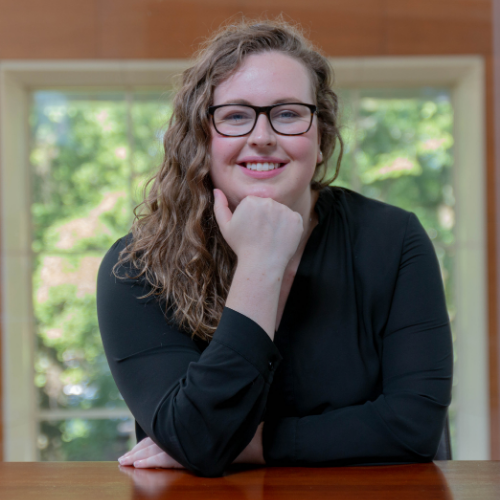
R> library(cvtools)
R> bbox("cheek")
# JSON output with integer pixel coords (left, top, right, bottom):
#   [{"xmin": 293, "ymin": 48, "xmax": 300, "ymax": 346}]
[
  {"xmin": 281, "ymin": 136, "xmax": 317, "ymax": 166},
  {"xmin": 210, "ymin": 137, "xmax": 227, "ymax": 163},
  {"xmin": 209, "ymin": 136, "xmax": 243, "ymax": 188},
  {"xmin": 209, "ymin": 137, "xmax": 228, "ymax": 183},
  {"xmin": 210, "ymin": 136, "xmax": 242, "ymax": 166}
]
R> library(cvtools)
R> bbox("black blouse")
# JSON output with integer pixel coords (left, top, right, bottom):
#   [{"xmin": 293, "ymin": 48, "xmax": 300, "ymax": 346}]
[{"xmin": 96, "ymin": 186, "xmax": 453, "ymax": 477}]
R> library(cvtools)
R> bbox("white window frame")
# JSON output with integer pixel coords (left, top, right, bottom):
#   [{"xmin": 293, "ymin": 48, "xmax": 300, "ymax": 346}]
[{"xmin": 0, "ymin": 57, "xmax": 487, "ymax": 460}]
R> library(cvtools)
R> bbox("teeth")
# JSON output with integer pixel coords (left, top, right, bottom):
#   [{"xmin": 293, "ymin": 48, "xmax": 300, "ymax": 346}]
[{"xmin": 245, "ymin": 162, "xmax": 280, "ymax": 171}]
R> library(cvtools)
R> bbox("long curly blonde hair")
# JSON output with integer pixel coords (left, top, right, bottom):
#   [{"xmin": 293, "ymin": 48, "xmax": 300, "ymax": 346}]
[{"xmin": 113, "ymin": 18, "xmax": 344, "ymax": 341}]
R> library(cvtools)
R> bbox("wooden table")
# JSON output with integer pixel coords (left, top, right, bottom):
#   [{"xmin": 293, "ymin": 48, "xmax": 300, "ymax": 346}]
[{"xmin": 0, "ymin": 461, "xmax": 499, "ymax": 499}]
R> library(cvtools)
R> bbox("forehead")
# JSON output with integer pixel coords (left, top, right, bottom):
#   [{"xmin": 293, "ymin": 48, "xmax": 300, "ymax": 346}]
[{"xmin": 212, "ymin": 51, "xmax": 315, "ymax": 106}]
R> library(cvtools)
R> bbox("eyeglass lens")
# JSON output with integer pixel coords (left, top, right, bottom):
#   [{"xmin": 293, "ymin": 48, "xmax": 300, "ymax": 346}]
[{"xmin": 213, "ymin": 104, "xmax": 312, "ymax": 136}]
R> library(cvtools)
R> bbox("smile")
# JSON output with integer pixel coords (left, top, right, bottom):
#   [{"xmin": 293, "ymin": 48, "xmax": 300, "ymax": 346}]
[
  {"xmin": 243, "ymin": 162, "xmax": 283, "ymax": 171},
  {"xmin": 238, "ymin": 163, "xmax": 288, "ymax": 179}
]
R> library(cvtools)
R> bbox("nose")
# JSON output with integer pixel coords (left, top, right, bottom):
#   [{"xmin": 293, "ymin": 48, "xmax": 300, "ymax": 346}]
[{"xmin": 247, "ymin": 112, "xmax": 277, "ymax": 147}]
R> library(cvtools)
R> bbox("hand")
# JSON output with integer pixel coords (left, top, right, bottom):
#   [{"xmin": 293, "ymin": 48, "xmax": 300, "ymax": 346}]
[
  {"xmin": 118, "ymin": 437, "xmax": 185, "ymax": 469},
  {"xmin": 118, "ymin": 465, "xmax": 179, "ymax": 494},
  {"xmin": 213, "ymin": 189, "xmax": 303, "ymax": 271},
  {"xmin": 232, "ymin": 422, "xmax": 265, "ymax": 465}
]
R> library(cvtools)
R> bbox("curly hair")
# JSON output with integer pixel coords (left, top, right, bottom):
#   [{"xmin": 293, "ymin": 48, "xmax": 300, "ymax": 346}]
[{"xmin": 113, "ymin": 18, "xmax": 344, "ymax": 341}]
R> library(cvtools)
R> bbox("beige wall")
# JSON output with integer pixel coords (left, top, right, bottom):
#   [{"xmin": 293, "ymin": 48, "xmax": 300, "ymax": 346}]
[{"xmin": 0, "ymin": 0, "xmax": 497, "ymax": 460}]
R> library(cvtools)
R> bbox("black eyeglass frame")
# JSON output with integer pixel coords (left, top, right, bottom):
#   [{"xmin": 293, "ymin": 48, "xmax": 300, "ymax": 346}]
[{"xmin": 208, "ymin": 102, "xmax": 318, "ymax": 137}]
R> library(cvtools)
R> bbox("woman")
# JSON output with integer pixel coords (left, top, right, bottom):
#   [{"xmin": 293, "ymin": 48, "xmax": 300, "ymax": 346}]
[{"xmin": 96, "ymin": 20, "xmax": 453, "ymax": 478}]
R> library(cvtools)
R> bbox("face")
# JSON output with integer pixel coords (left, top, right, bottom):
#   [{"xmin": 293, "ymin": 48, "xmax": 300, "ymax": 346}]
[{"xmin": 209, "ymin": 51, "xmax": 321, "ymax": 212}]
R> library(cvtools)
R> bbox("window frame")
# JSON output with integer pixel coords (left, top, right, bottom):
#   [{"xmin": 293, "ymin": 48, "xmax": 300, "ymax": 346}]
[{"xmin": 0, "ymin": 57, "xmax": 487, "ymax": 460}]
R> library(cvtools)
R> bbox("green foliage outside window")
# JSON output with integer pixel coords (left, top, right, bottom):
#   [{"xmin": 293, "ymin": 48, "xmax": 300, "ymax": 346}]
[{"xmin": 30, "ymin": 88, "xmax": 454, "ymax": 461}]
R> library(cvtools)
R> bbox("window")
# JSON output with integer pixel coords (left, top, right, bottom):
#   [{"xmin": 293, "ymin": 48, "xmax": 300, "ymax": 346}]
[
  {"xmin": 0, "ymin": 57, "xmax": 487, "ymax": 460},
  {"xmin": 30, "ymin": 90, "xmax": 172, "ymax": 460}
]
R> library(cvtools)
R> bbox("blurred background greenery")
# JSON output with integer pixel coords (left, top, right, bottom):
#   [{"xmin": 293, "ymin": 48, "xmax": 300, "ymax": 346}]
[{"xmin": 29, "ymin": 87, "xmax": 455, "ymax": 460}]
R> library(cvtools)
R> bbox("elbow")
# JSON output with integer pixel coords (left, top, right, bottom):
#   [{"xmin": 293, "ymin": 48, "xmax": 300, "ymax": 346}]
[
  {"xmin": 151, "ymin": 401, "xmax": 256, "ymax": 477},
  {"xmin": 397, "ymin": 424, "xmax": 446, "ymax": 463},
  {"xmin": 406, "ymin": 446, "xmax": 438, "ymax": 463},
  {"xmin": 182, "ymin": 443, "xmax": 239, "ymax": 477},
  {"xmin": 153, "ymin": 432, "xmax": 231, "ymax": 478},
  {"xmin": 187, "ymin": 460, "xmax": 228, "ymax": 478},
  {"xmin": 415, "ymin": 431, "xmax": 447, "ymax": 462},
  {"xmin": 384, "ymin": 394, "xmax": 451, "ymax": 463},
  {"xmin": 169, "ymin": 444, "xmax": 231, "ymax": 477}
]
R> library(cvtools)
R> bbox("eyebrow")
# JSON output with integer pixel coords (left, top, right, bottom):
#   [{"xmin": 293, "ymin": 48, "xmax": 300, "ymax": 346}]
[{"xmin": 217, "ymin": 97, "xmax": 306, "ymax": 106}]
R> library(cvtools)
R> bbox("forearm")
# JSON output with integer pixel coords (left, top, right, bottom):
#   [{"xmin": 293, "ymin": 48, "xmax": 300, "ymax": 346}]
[
  {"xmin": 264, "ymin": 318, "xmax": 453, "ymax": 465},
  {"xmin": 225, "ymin": 261, "xmax": 284, "ymax": 340},
  {"xmin": 99, "ymin": 237, "xmax": 281, "ymax": 477},
  {"xmin": 263, "ymin": 394, "xmax": 450, "ymax": 466},
  {"xmin": 148, "ymin": 308, "xmax": 281, "ymax": 477}
]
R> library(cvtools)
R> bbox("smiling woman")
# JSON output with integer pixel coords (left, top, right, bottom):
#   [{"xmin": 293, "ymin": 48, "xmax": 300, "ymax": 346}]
[{"xmin": 96, "ymin": 19, "xmax": 453, "ymax": 477}]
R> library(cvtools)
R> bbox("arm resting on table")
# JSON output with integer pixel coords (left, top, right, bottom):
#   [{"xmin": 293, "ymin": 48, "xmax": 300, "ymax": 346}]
[
  {"xmin": 97, "ymin": 239, "xmax": 282, "ymax": 477},
  {"xmin": 264, "ymin": 213, "xmax": 453, "ymax": 465}
]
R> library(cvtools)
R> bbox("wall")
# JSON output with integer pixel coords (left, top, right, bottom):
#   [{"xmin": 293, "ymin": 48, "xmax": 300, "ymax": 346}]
[{"xmin": 0, "ymin": 0, "xmax": 497, "ymax": 460}]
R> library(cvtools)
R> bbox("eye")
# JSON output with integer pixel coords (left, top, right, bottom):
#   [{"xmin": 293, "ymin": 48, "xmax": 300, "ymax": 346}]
[
  {"xmin": 276, "ymin": 110, "xmax": 300, "ymax": 120},
  {"xmin": 215, "ymin": 106, "xmax": 254, "ymax": 124},
  {"xmin": 272, "ymin": 105, "xmax": 308, "ymax": 122},
  {"xmin": 224, "ymin": 112, "xmax": 252, "ymax": 122}
]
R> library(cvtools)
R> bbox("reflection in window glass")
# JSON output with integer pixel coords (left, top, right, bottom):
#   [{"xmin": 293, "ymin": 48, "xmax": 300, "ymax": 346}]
[{"xmin": 29, "ymin": 87, "xmax": 455, "ymax": 460}]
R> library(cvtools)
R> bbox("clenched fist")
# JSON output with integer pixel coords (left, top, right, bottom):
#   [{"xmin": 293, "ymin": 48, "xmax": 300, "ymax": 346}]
[{"xmin": 213, "ymin": 188, "xmax": 303, "ymax": 272}]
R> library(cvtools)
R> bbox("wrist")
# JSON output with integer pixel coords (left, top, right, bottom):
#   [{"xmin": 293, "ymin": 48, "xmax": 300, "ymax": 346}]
[
  {"xmin": 232, "ymin": 423, "xmax": 266, "ymax": 465},
  {"xmin": 249, "ymin": 422, "xmax": 266, "ymax": 465},
  {"xmin": 236, "ymin": 258, "xmax": 287, "ymax": 279}
]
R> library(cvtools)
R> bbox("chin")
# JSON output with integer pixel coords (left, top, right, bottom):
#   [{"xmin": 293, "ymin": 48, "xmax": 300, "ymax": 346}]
[{"xmin": 242, "ymin": 184, "xmax": 283, "ymax": 201}]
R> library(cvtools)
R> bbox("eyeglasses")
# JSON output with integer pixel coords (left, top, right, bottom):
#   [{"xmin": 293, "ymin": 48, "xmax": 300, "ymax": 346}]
[{"xmin": 208, "ymin": 103, "xmax": 317, "ymax": 137}]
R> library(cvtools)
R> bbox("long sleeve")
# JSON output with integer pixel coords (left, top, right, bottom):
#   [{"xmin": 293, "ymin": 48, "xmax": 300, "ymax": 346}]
[
  {"xmin": 263, "ymin": 212, "xmax": 453, "ymax": 465},
  {"xmin": 97, "ymin": 237, "xmax": 282, "ymax": 477}
]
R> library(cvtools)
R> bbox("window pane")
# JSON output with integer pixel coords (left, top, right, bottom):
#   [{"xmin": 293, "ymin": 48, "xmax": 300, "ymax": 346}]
[
  {"xmin": 38, "ymin": 418, "xmax": 135, "ymax": 461},
  {"xmin": 31, "ymin": 92, "xmax": 133, "ymax": 413},
  {"xmin": 29, "ymin": 91, "xmax": 171, "ymax": 458},
  {"xmin": 30, "ymin": 91, "xmax": 132, "ymax": 254},
  {"xmin": 130, "ymin": 91, "xmax": 173, "ymax": 204}
]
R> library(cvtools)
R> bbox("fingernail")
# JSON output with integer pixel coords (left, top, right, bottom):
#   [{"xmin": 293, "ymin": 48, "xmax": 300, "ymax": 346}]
[
  {"xmin": 134, "ymin": 460, "xmax": 142, "ymax": 467},
  {"xmin": 118, "ymin": 458, "xmax": 125, "ymax": 464}
]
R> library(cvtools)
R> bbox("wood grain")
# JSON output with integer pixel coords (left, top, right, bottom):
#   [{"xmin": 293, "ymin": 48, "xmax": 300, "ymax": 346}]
[
  {"xmin": 0, "ymin": 461, "xmax": 499, "ymax": 500},
  {"xmin": 0, "ymin": 0, "xmax": 493, "ymax": 59},
  {"xmin": 0, "ymin": 0, "xmax": 99, "ymax": 58}
]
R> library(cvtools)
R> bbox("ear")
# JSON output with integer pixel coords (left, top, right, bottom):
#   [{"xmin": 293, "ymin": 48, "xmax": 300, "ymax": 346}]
[{"xmin": 317, "ymin": 147, "xmax": 323, "ymax": 164}]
